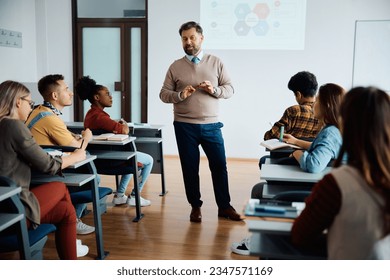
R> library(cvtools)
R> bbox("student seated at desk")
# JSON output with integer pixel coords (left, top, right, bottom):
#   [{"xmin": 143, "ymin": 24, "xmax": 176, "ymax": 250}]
[
  {"xmin": 75, "ymin": 76, "xmax": 153, "ymax": 207},
  {"xmin": 259, "ymin": 71, "xmax": 323, "ymax": 168},
  {"xmin": 291, "ymin": 86, "xmax": 390, "ymax": 259},
  {"xmin": 25, "ymin": 74, "xmax": 95, "ymax": 235},
  {"xmin": 264, "ymin": 71, "xmax": 322, "ymax": 141},
  {"xmin": 252, "ymin": 83, "xmax": 345, "ymax": 198},
  {"xmin": 283, "ymin": 83, "xmax": 345, "ymax": 173},
  {"xmin": 232, "ymin": 83, "xmax": 345, "ymax": 256},
  {"xmin": 0, "ymin": 80, "xmax": 91, "ymax": 259}
]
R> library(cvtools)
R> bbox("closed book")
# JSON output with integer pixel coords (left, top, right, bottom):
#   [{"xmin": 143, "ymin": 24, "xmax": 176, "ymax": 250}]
[{"xmin": 93, "ymin": 133, "xmax": 129, "ymax": 141}]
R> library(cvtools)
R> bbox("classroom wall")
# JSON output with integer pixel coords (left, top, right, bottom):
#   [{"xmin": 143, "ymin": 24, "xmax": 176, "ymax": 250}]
[
  {"xmin": 0, "ymin": 0, "xmax": 73, "ymax": 121},
  {"xmin": 0, "ymin": 0, "xmax": 389, "ymax": 159}
]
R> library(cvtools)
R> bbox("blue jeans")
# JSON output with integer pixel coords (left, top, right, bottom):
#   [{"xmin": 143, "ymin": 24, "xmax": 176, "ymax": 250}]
[
  {"xmin": 174, "ymin": 121, "xmax": 231, "ymax": 209},
  {"xmin": 117, "ymin": 151, "xmax": 154, "ymax": 196}
]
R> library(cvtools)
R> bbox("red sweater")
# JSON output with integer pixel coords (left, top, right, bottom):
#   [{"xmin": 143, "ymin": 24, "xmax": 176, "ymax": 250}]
[{"xmin": 84, "ymin": 105, "xmax": 125, "ymax": 134}]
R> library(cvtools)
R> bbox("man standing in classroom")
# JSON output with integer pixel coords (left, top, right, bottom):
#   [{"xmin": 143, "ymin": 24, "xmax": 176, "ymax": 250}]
[{"xmin": 160, "ymin": 21, "xmax": 242, "ymax": 223}]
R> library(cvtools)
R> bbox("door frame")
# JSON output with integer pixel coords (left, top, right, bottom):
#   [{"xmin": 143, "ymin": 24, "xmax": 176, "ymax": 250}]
[{"xmin": 71, "ymin": 2, "xmax": 148, "ymax": 122}]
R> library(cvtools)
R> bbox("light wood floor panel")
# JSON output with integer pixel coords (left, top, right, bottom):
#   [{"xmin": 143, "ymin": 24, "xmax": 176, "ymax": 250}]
[{"xmin": 4, "ymin": 156, "xmax": 262, "ymax": 260}]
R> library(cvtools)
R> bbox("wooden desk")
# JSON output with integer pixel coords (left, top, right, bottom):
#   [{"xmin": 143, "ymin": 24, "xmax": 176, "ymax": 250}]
[
  {"xmin": 66, "ymin": 122, "xmax": 167, "ymax": 196},
  {"xmin": 247, "ymin": 220, "xmax": 326, "ymax": 260},
  {"xmin": 87, "ymin": 137, "xmax": 143, "ymax": 222},
  {"xmin": 31, "ymin": 154, "xmax": 109, "ymax": 260}
]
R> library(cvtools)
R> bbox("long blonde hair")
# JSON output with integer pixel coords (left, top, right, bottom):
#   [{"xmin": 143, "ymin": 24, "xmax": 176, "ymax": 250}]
[{"xmin": 0, "ymin": 80, "xmax": 30, "ymax": 121}]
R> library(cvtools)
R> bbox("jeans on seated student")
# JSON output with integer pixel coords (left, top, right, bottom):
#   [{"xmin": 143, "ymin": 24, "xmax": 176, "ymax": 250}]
[
  {"xmin": 93, "ymin": 151, "xmax": 153, "ymax": 207},
  {"xmin": 114, "ymin": 151, "xmax": 153, "ymax": 207}
]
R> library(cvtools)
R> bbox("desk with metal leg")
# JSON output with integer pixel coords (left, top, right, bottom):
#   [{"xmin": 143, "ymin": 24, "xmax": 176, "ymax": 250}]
[
  {"xmin": 66, "ymin": 122, "xmax": 167, "ymax": 196},
  {"xmin": 247, "ymin": 220, "xmax": 326, "ymax": 260},
  {"xmin": 31, "ymin": 155, "xmax": 110, "ymax": 260},
  {"xmin": 87, "ymin": 137, "xmax": 144, "ymax": 222}
]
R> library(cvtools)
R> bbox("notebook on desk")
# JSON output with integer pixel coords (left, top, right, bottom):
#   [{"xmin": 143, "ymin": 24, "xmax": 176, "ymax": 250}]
[
  {"xmin": 260, "ymin": 139, "xmax": 301, "ymax": 150},
  {"xmin": 245, "ymin": 199, "xmax": 305, "ymax": 219},
  {"xmin": 92, "ymin": 133, "xmax": 129, "ymax": 141}
]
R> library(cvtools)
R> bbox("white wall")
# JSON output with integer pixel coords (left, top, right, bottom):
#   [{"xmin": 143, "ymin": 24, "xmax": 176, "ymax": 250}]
[
  {"xmin": 147, "ymin": 0, "xmax": 390, "ymax": 159},
  {"xmin": 0, "ymin": 0, "xmax": 73, "ymax": 121},
  {"xmin": 1, "ymin": 0, "xmax": 389, "ymax": 159}
]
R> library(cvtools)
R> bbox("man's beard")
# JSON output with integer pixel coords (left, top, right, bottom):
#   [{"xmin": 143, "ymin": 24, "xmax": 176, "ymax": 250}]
[{"xmin": 184, "ymin": 45, "xmax": 199, "ymax": 56}]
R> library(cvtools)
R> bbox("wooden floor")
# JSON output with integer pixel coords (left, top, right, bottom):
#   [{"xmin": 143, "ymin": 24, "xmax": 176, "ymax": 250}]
[{"xmin": 6, "ymin": 156, "xmax": 263, "ymax": 260}]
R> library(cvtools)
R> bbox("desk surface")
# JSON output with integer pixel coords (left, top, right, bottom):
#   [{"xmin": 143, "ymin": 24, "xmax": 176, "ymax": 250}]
[
  {"xmin": 89, "ymin": 136, "xmax": 136, "ymax": 146},
  {"xmin": 0, "ymin": 186, "xmax": 21, "ymax": 202},
  {"xmin": 261, "ymin": 164, "xmax": 331, "ymax": 183},
  {"xmin": 67, "ymin": 155, "xmax": 97, "ymax": 169},
  {"xmin": 89, "ymin": 150, "xmax": 136, "ymax": 160},
  {"xmin": 247, "ymin": 220, "xmax": 292, "ymax": 235},
  {"xmin": 66, "ymin": 121, "xmax": 163, "ymax": 131}
]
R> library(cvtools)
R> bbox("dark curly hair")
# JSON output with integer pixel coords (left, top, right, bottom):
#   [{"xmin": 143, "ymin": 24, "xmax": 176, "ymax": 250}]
[
  {"xmin": 287, "ymin": 71, "xmax": 318, "ymax": 98},
  {"xmin": 75, "ymin": 76, "xmax": 105, "ymax": 104}
]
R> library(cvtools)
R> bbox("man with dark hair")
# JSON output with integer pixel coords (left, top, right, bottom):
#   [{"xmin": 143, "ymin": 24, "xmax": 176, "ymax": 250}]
[
  {"xmin": 160, "ymin": 21, "xmax": 242, "ymax": 223},
  {"xmin": 264, "ymin": 71, "xmax": 322, "ymax": 140},
  {"xmin": 25, "ymin": 74, "xmax": 95, "ymax": 235}
]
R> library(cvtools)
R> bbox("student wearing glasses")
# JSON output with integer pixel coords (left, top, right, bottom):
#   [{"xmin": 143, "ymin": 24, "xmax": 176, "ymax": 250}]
[{"xmin": 0, "ymin": 80, "xmax": 91, "ymax": 259}]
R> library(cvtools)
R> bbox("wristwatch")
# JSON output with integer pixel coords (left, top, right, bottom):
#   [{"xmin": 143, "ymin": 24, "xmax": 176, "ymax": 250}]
[{"xmin": 213, "ymin": 87, "xmax": 218, "ymax": 96}]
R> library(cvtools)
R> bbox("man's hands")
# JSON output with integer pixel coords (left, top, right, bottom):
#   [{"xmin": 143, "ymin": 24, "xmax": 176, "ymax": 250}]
[
  {"xmin": 180, "ymin": 80, "xmax": 216, "ymax": 100},
  {"xmin": 197, "ymin": 81, "xmax": 214, "ymax": 95},
  {"xmin": 180, "ymin": 85, "xmax": 196, "ymax": 99}
]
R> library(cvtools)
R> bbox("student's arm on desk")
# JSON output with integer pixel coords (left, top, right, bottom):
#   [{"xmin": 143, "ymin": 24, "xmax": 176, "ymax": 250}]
[
  {"xmin": 60, "ymin": 129, "xmax": 92, "ymax": 168},
  {"xmin": 61, "ymin": 149, "xmax": 87, "ymax": 169},
  {"xmin": 291, "ymin": 174, "xmax": 341, "ymax": 249},
  {"xmin": 283, "ymin": 134, "xmax": 312, "ymax": 150}
]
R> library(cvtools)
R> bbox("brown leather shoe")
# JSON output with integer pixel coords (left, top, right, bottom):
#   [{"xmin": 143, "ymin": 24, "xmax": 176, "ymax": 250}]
[
  {"xmin": 218, "ymin": 206, "xmax": 244, "ymax": 221},
  {"xmin": 190, "ymin": 207, "xmax": 202, "ymax": 223}
]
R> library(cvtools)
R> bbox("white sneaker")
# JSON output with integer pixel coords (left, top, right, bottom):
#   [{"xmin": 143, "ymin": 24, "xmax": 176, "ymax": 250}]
[
  {"xmin": 76, "ymin": 219, "xmax": 95, "ymax": 235},
  {"xmin": 127, "ymin": 195, "xmax": 151, "ymax": 207},
  {"xmin": 76, "ymin": 239, "xmax": 89, "ymax": 257},
  {"xmin": 231, "ymin": 236, "xmax": 251, "ymax": 256},
  {"xmin": 112, "ymin": 194, "xmax": 128, "ymax": 205}
]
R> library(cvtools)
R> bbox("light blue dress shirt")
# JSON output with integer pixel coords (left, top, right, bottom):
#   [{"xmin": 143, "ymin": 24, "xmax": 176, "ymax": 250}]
[
  {"xmin": 299, "ymin": 125, "xmax": 342, "ymax": 173},
  {"xmin": 186, "ymin": 51, "xmax": 204, "ymax": 62}
]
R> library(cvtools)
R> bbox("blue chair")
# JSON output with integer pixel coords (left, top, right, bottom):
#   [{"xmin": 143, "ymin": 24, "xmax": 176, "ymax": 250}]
[{"xmin": 0, "ymin": 176, "xmax": 56, "ymax": 260}]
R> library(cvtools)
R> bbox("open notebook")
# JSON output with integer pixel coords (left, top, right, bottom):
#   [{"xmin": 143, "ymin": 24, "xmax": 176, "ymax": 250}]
[
  {"xmin": 92, "ymin": 133, "xmax": 129, "ymax": 141},
  {"xmin": 260, "ymin": 139, "xmax": 301, "ymax": 150}
]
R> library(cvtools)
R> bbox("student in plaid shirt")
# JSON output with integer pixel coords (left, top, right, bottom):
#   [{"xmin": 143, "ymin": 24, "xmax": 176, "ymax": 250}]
[{"xmin": 264, "ymin": 71, "xmax": 323, "ymax": 141}]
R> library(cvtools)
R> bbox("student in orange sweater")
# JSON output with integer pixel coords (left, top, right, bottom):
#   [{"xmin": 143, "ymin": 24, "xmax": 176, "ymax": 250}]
[{"xmin": 75, "ymin": 76, "xmax": 153, "ymax": 207}]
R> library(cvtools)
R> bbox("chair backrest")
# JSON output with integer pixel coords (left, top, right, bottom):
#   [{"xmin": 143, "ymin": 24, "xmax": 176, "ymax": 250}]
[
  {"xmin": 0, "ymin": 176, "xmax": 56, "ymax": 259},
  {"xmin": 272, "ymin": 190, "xmax": 311, "ymax": 202}
]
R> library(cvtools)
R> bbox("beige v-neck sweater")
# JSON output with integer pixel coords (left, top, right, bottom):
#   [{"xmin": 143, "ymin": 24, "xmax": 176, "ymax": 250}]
[{"xmin": 160, "ymin": 54, "xmax": 234, "ymax": 124}]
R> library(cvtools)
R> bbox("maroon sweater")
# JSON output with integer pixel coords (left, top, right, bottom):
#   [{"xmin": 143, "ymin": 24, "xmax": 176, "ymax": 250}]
[
  {"xmin": 84, "ymin": 105, "xmax": 125, "ymax": 134},
  {"xmin": 291, "ymin": 174, "xmax": 342, "ymax": 248}
]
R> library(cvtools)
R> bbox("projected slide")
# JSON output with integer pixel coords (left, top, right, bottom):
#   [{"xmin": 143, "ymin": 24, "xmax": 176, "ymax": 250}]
[{"xmin": 200, "ymin": 0, "xmax": 307, "ymax": 50}]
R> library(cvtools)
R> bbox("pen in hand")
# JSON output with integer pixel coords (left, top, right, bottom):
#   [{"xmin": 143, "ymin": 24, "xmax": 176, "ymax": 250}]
[
  {"xmin": 79, "ymin": 139, "xmax": 84, "ymax": 149},
  {"xmin": 279, "ymin": 125, "xmax": 285, "ymax": 142}
]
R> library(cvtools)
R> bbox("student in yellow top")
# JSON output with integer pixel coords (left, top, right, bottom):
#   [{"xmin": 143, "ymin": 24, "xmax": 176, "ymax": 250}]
[{"xmin": 25, "ymin": 74, "xmax": 95, "ymax": 235}]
